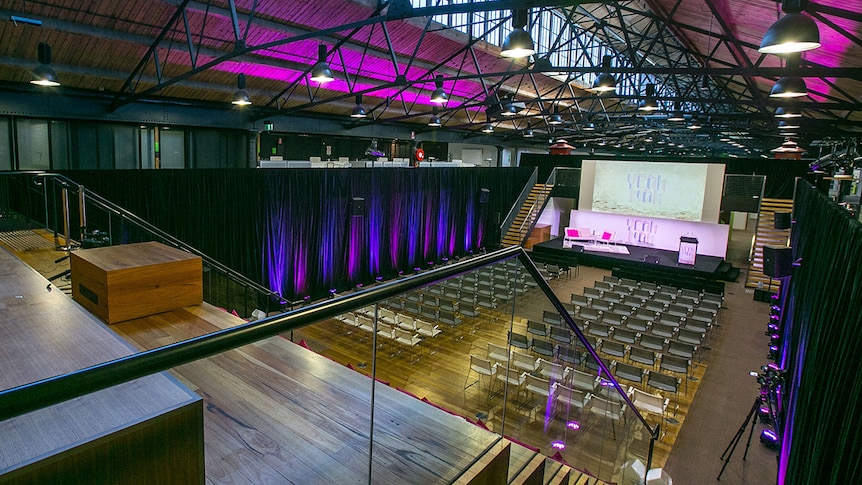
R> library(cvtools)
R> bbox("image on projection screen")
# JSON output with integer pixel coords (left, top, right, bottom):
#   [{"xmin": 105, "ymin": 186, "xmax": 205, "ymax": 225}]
[{"xmin": 592, "ymin": 160, "xmax": 708, "ymax": 221}]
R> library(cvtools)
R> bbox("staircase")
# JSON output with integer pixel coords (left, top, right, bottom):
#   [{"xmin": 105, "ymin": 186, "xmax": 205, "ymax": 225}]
[
  {"xmin": 460, "ymin": 438, "xmax": 612, "ymax": 485},
  {"xmin": 745, "ymin": 198, "xmax": 793, "ymax": 291},
  {"xmin": 501, "ymin": 184, "xmax": 554, "ymax": 248}
]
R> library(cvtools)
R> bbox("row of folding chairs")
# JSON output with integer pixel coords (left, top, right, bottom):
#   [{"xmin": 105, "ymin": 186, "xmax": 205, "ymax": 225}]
[
  {"xmin": 572, "ymin": 290, "xmax": 721, "ymax": 322},
  {"xmin": 582, "ymin": 314, "xmax": 708, "ymax": 349},
  {"xmin": 600, "ymin": 275, "xmax": 724, "ymax": 305}
]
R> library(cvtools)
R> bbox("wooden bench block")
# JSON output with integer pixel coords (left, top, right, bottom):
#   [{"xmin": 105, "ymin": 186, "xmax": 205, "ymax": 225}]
[{"xmin": 71, "ymin": 241, "xmax": 202, "ymax": 324}]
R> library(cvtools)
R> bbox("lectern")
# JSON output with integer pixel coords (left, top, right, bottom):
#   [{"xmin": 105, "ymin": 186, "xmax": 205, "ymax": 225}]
[{"xmin": 678, "ymin": 236, "xmax": 698, "ymax": 265}]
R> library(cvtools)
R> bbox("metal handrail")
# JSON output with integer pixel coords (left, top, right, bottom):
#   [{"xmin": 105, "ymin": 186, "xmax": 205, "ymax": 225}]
[
  {"xmin": 22, "ymin": 172, "xmax": 283, "ymax": 306},
  {"xmin": 499, "ymin": 167, "xmax": 538, "ymax": 237},
  {"xmin": 514, "ymin": 174, "xmax": 554, "ymax": 246},
  {"xmin": 0, "ymin": 244, "xmax": 657, "ymax": 464}
]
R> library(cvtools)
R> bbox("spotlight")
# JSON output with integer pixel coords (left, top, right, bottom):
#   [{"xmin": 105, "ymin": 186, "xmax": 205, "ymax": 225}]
[
  {"xmin": 481, "ymin": 122, "xmax": 494, "ymax": 133},
  {"xmin": 551, "ymin": 440, "xmax": 566, "ymax": 450},
  {"xmin": 566, "ymin": 421, "xmax": 581, "ymax": 430},
  {"xmin": 760, "ymin": 429, "xmax": 781, "ymax": 450},
  {"xmin": 523, "ymin": 128, "xmax": 534, "ymax": 138}
]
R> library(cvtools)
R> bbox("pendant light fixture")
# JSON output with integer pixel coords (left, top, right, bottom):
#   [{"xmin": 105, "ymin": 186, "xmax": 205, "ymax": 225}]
[
  {"xmin": 759, "ymin": 0, "xmax": 820, "ymax": 54},
  {"xmin": 501, "ymin": 93, "xmax": 518, "ymax": 117},
  {"xmin": 500, "ymin": 9, "xmax": 535, "ymax": 58},
  {"xmin": 770, "ymin": 76, "xmax": 807, "ymax": 98},
  {"xmin": 428, "ymin": 107, "xmax": 441, "ymax": 127},
  {"xmin": 430, "ymin": 74, "xmax": 448, "ymax": 104},
  {"xmin": 310, "ymin": 44, "xmax": 334, "ymax": 84},
  {"xmin": 31, "ymin": 43, "xmax": 60, "ymax": 87},
  {"xmin": 638, "ymin": 83, "xmax": 659, "ymax": 112},
  {"xmin": 231, "ymin": 73, "xmax": 251, "ymax": 105},
  {"xmin": 351, "ymin": 94, "xmax": 367, "ymax": 118},
  {"xmin": 775, "ymin": 106, "xmax": 802, "ymax": 118},
  {"xmin": 592, "ymin": 56, "xmax": 617, "ymax": 94},
  {"xmin": 667, "ymin": 101, "xmax": 686, "ymax": 122},
  {"xmin": 547, "ymin": 105, "xmax": 563, "ymax": 125}
]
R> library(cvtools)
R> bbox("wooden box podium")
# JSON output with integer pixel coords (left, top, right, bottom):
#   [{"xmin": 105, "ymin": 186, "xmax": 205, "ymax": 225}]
[{"xmin": 71, "ymin": 241, "xmax": 203, "ymax": 324}]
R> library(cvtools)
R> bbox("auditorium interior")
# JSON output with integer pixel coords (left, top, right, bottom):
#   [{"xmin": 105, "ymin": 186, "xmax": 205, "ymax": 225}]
[{"xmin": 1, "ymin": 1, "xmax": 862, "ymax": 484}]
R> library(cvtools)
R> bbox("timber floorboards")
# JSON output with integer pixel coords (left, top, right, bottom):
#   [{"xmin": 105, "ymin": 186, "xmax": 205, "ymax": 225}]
[{"xmin": 2, "ymin": 227, "xmax": 776, "ymax": 484}]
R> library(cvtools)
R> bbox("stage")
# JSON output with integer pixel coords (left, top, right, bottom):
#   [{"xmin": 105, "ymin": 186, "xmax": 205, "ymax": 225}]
[{"xmin": 530, "ymin": 237, "xmax": 730, "ymax": 293}]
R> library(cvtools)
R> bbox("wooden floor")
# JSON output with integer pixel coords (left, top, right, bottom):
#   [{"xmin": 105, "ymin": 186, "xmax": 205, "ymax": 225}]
[
  {"xmin": 0, "ymin": 238, "xmax": 202, "ymax": 482},
  {"xmin": 0, "ymin": 230, "xmax": 524, "ymax": 484},
  {"xmin": 2, "ymin": 229, "xmax": 707, "ymax": 484},
  {"xmin": 289, "ymin": 266, "xmax": 708, "ymax": 482}
]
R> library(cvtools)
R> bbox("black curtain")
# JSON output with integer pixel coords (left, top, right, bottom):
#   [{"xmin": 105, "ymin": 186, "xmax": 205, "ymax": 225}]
[
  {"xmin": 778, "ymin": 183, "xmax": 862, "ymax": 484},
  {"xmin": 47, "ymin": 168, "xmax": 530, "ymax": 300}
]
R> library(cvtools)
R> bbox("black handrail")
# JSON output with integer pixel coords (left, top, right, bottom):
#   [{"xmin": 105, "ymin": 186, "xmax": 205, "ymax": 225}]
[
  {"xmin": 0, "ymin": 244, "xmax": 657, "ymax": 467},
  {"xmin": 0, "ymin": 246, "xmax": 519, "ymax": 421}
]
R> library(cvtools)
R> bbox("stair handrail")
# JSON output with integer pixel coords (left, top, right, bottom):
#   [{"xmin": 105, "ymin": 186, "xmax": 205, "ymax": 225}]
[
  {"xmin": 513, "ymin": 168, "xmax": 557, "ymax": 246},
  {"xmin": 499, "ymin": 167, "xmax": 538, "ymax": 238},
  {"xmin": 21, "ymin": 172, "xmax": 283, "ymax": 308}
]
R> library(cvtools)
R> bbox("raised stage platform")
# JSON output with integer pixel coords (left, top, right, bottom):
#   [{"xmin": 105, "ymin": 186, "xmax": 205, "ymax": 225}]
[{"xmin": 531, "ymin": 237, "xmax": 730, "ymax": 294}]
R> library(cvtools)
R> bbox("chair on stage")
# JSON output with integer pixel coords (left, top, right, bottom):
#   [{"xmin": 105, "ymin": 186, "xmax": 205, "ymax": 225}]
[
  {"xmin": 563, "ymin": 227, "xmax": 593, "ymax": 246},
  {"xmin": 395, "ymin": 313, "xmax": 416, "ymax": 331},
  {"xmin": 592, "ymin": 230, "xmax": 616, "ymax": 247}
]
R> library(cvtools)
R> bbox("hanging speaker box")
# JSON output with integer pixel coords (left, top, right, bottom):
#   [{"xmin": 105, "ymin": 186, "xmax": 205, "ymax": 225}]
[
  {"xmin": 351, "ymin": 197, "xmax": 365, "ymax": 216},
  {"xmin": 763, "ymin": 245, "xmax": 792, "ymax": 278}
]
